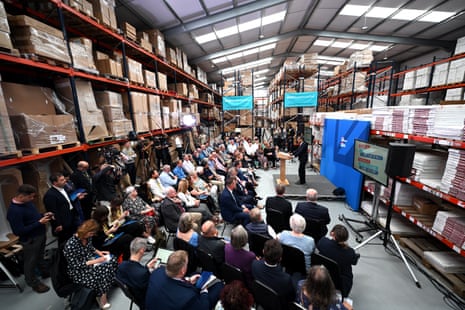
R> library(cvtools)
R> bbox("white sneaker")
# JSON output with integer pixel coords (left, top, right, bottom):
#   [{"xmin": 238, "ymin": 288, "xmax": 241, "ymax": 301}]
[{"xmin": 147, "ymin": 236, "xmax": 156, "ymax": 244}]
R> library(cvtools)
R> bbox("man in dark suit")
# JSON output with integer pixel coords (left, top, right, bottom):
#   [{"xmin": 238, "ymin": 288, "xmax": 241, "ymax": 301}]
[
  {"xmin": 265, "ymin": 184, "xmax": 292, "ymax": 232},
  {"xmin": 198, "ymin": 220, "xmax": 225, "ymax": 265},
  {"xmin": 146, "ymin": 250, "xmax": 223, "ymax": 310},
  {"xmin": 117, "ymin": 237, "xmax": 159, "ymax": 308},
  {"xmin": 219, "ymin": 177, "xmax": 250, "ymax": 225},
  {"xmin": 292, "ymin": 136, "xmax": 308, "ymax": 185},
  {"xmin": 43, "ymin": 172, "xmax": 80, "ymax": 246},
  {"xmin": 295, "ymin": 188, "xmax": 331, "ymax": 242},
  {"xmin": 251, "ymin": 239, "xmax": 295, "ymax": 304},
  {"xmin": 70, "ymin": 161, "xmax": 95, "ymax": 220},
  {"xmin": 161, "ymin": 186, "xmax": 203, "ymax": 232}
]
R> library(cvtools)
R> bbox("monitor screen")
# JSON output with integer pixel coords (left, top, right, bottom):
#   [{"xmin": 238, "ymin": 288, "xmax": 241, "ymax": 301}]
[{"xmin": 353, "ymin": 139, "xmax": 389, "ymax": 186}]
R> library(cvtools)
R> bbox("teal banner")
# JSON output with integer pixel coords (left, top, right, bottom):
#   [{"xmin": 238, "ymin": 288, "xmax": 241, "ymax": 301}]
[
  {"xmin": 284, "ymin": 92, "xmax": 318, "ymax": 108},
  {"xmin": 222, "ymin": 96, "xmax": 253, "ymax": 110}
]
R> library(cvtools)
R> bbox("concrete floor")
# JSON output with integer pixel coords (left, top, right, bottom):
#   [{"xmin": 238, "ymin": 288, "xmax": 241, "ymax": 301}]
[{"xmin": 0, "ymin": 160, "xmax": 463, "ymax": 310}]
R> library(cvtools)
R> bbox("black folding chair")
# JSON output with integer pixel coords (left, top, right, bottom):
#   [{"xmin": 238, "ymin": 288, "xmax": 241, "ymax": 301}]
[
  {"xmin": 248, "ymin": 232, "xmax": 271, "ymax": 257},
  {"xmin": 221, "ymin": 263, "xmax": 245, "ymax": 284},
  {"xmin": 311, "ymin": 252, "xmax": 343, "ymax": 295},
  {"xmin": 114, "ymin": 277, "xmax": 144, "ymax": 310},
  {"xmin": 196, "ymin": 248, "xmax": 221, "ymax": 277},
  {"xmin": 173, "ymin": 237, "xmax": 198, "ymax": 275},
  {"xmin": 288, "ymin": 301, "xmax": 306, "ymax": 310},
  {"xmin": 266, "ymin": 208, "xmax": 289, "ymax": 233},
  {"xmin": 281, "ymin": 244, "xmax": 307, "ymax": 276},
  {"xmin": 303, "ymin": 218, "xmax": 327, "ymax": 244},
  {"xmin": 252, "ymin": 280, "xmax": 285, "ymax": 310}
]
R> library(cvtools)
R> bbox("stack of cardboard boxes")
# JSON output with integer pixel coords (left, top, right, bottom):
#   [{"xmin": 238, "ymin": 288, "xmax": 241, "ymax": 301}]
[
  {"xmin": 66, "ymin": 0, "xmax": 94, "ymax": 16},
  {"xmin": 0, "ymin": 2, "xmax": 13, "ymax": 51},
  {"xmin": 54, "ymin": 78, "xmax": 109, "ymax": 141},
  {"xmin": 147, "ymin": 94, "xmax": 162, "ymax": 130},
  {"xmin": 92, "ymin": 0, "xmax": 117, "ymax": 30},
  {"xmin": 2, "ymin": 82, "xmax": 78, "ymax": 149},
  {"xmin": 123, "ymin": 92, "xmax": 149, "ymax": 133},
  {"xmin": 94, "ymin": 90, "xmax": 133, "ymax": 137},
  {"xmin": 0, "ymin": 81, "xmax": 18, "ymax": 154},
  {"xmin": 94, "ymin": 50, "xmax": 123, "ymax": 78},
  {"xmin": 70, "ymin": 37, "xmax": 97, "ymax": 73},
  {"xmin": 8, "ymin": 15, "xmax": 71, "ymax": 64}
]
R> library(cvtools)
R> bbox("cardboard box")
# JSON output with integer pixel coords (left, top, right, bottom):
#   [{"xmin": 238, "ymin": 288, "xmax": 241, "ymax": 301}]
[
  {"xmin": 168, "ymin": 83, "xmax": 188, "ymax": 97},
  {"xmin": 166, "ymin": 47, "xmax": 177, "ymax": 66},
  {"xmin": 122, "ymin": 22, "xmax": 136, "ymax": 41},
  {"xmin": 9, "ymin": 114, "xmax": 77, "ymax": 148},
  {"xmin": 147, "ymin": 94, "xmax": 160, "ymax": 113},
  {"xmin": 133, "ymin": 113, "xmax": 149, "ymax": 132},
  {"xmin": 80, "ymin": 110, "xmax": 109, "ymax": 140},
  {"xmin": 127, "ymin": 57, "xmax": 144, "ymax": 84},
  {"xmin": 8, "ymin": 14, "xmax": 63, "ymax": 38},
  {"xmin": 158, "ymin": 72, "xmax": 167, "ymax": 90},
  {"xmin": 162, "ymin": 98, "xmax": 179, "ymax": 112},
  {"xmin": 146, "ymin": 29, "xmax": 165, "ymax": 58},
  {"xmin": 148, "ymin": 112, "xmax": 162, "ymax": 130},
  {"xmin": 0, "ymin": 168, "xmax": 23, "ymax": 214},
  {"xmin": 92, "ymin": 0, "xmax": 117, "ymax": 30},
  {"xmin": 95, "ymin": 58, "xmax": 123, "ymax": 77},
  {"xmin": 123, "ymin": 92, "xmax": 148, "ymax": 114},
  {"xmin": 2, "ymin": 82, "xmax": 57, "ymax": 115},
  {"xmin": 144, "ymin": 70, "xmax": 156, "ymax": 88},
  {"xmin": 94, "ymin": 90, "xmax": 123, "ymax": 108},
  {"xmin": 0, "ymin": 30, "xmax": 11, "ymax": 49},
  {"xmin": 102, "ymin": 105, "xmax": 125, "ymax": 121},
  {"xmin": 70, "ymin": 37, "xmax": 96, "ymax": 71},
  {"xmin": 170, "ymin": 111, "xmax": 179, "ymax": 128},
  {"xmin": 55, "ymin": 79, "xmax": 99, "ymax": 113},
  {"xmin": 106, "ymin": 119, "xmax": 132, "ymax": 136}
]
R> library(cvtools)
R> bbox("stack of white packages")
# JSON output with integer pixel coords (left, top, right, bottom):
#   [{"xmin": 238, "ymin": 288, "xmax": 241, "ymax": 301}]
[
  {"xmin": 432, "ymin": 210, "xmax": 465, "ymax": 235},
  {"xmin": 407, "ymin": 106, "xmax": 436, "ymax": 135},
  {"xmin": 393, "ymin": 181, "xmax": 425, "ymax": 206},
  {"xmin": 440, "ymin": 148, "xmax": 465, "ymax": 201},
  {"xmin": 431, "ymin": 105, "xmax": 465, "ymax": 140},
  {"xmin": 391, "ymin": 107, "xmax": 410, "ymax": 133},
  {"xmin": 411, "ymin": 151, "xmax": 447, "ymax": 187},
  {"xmin": 371, "ymin": 107, "xmax": 392, "ymax": 131},
  {"xmin": 423, "ymin": 251, "xmax": 465, "ymax": 273}
]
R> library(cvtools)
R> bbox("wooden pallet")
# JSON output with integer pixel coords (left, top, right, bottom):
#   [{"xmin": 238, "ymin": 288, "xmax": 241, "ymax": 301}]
[
  {"xmin": 0, "ymin": 150, "xmax": 23, "ymax": 160},
  {"xmin": 0, "ymin": 46, "xmax": 20, "ymax": 57},
  {"xmin": 21, "ymin": 53, "xmax": 70, "ymax": 68},
  {"xmin": 21, "ymin": 141, "xmax": 81, "ymax": 155},
  {"xmin": 102, "ymin": 74, "xmax": 128, "ymax": 83},
  {"xmin": 399, "ymin": 237, "xmax": 465, "ymax": 298},
  {"xmin": 74, "ymin": 66, "xmax": 99, "ymax": 76},
  {"xmin": 86, "ymin": 136, "xmax": 114, "ymax": 145}
]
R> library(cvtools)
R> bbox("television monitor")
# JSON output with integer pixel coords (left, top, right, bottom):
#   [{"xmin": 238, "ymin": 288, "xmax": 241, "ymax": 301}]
[{"xmin": 353, "ymin": 139, "xmax": 389, "ymax": 186}]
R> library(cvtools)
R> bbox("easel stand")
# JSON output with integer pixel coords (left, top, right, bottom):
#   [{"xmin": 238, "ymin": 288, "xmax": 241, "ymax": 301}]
[{"xmin": 353, "ymin": 179, "xmax": 421, "ymax": 288}]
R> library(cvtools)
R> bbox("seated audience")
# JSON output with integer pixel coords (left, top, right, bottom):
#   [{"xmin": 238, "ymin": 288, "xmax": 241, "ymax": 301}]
[
  {"xmin": 189, "ymin": 171, "xmax": 219, "ymax": 213},
  {"xmin": 225, "ymin": 225, "xmax": 256, "ymax": 285},
  {"xmin": 317, "ymin": 224, "xmax": 360, "ymax": 298},
  {"xmin": 173, "ymin": 159, "xmax": 187, "ymax": 180},
  {"xmin": 215, "ymin": 280, "xmax": 255, "ymax": 310},
  {"xmin": 146, "ymin": 250, "xmax": 223, "ymax": 310},
  {"xmin": 108, "ymin": 197, "xmax": 129, "ymax": 227},
  {"xmin": 251, "ymin": 239, "xmax": 295, "ymax": 304},
  {"xmin": 265, "ymin": 184, "xmax": 292, "ymax": 233},
  {"xmin": 296, "ymin": 265, "xmax": 350, "ymax": 310},
  {"xmin": 117, "ymin": 237, "xmax": 159, "ymax": 308},
  {"xmin": 161, "ymin": 186, "xmax": 202, "ymax": 233},
  {"xmin": 219, "ymin": 177, "xmax": 251, "ymax": 226},
  {"xmin": 178, "ymin": 179, "xmax": 213, "ymax": 222},
  {"xmin": 295, "ymin": 188, "xmax": 331, "ymax": 243},
  {"xmin": 245, "ymin": 207, "xmax": 276, "ymax": 239},
  {"xmin": 63, "ymin": 220, "xmax": 118, "ymax": 310},
  {"xmin": 147, "ymin": 169, "xmax": 166, "ymax": 202},
  {"xmin": 159, "ymin": 164, "xmax": 178, "ymax": 189},
  {"xmin": 182, "ymin": 154, "xmax": 196, "ymax": 175},
  {"xmin": 277, "ymin": 214, "xmax": 315, "ymax": 269},
  {"xmin": 263, "ymin": 141, "xmax": 277, "ymax": 168},
  {"xmin": 198, "ymin": 220, "xmax": 225, "ymax": 266},
  {"xmin": 122, "ymin": 186, "xmax": 158, "ymax": 238},
  {"xmin": 177, "ymin": 213, "xmax": 200, "ymax": 247}
]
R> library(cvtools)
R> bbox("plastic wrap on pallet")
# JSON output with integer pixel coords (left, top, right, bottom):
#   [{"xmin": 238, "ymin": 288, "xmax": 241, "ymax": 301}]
[
  {"xmin": 347, "ymin": 49, "xmax": 373, "ymax": 69},
  {"xmin": 69, "ymin": 37, "xmax": 97, "ymax": 72}
]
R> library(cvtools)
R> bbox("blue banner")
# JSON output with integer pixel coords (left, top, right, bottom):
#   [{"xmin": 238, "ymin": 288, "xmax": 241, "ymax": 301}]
[
  {"xmin": 284, "ymin": 92, "xmax": 318, "ymax": 108},
  {"xmin": 222, "ymin": 96, "xmax": 253, "ymax": 110}
]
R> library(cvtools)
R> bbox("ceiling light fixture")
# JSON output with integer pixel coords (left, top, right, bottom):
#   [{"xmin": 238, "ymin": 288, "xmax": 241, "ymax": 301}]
[{"xmin": 361, "ymin": 15, "xmax": 368, "ymax": 30}]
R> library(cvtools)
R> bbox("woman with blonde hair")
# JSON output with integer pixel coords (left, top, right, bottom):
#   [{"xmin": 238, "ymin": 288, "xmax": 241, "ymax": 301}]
[
  {"xmin": 177, "ymin": 178, "xmax": 214, "ymax": 222},
  {"xmin": 176, "ymin": 212, "xmax": 199, "ymax": 247},
  {"xmin": 63, "ymin": 219, "xmax": 118, "ymax": 309}
]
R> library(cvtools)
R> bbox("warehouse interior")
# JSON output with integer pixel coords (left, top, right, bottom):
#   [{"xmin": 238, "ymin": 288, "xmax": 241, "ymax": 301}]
[{"xmin": 0, "ymin": 0, "xmax": 465, "ymax": 309}]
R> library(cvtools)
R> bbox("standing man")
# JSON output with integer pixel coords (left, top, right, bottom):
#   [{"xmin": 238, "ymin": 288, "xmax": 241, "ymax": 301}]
[
  {"xmin": 7, "ymin": 184, "xmax": 52, "ymax": 293},
  {"xmin": 295, "ymin": 188, "xmax": 331, "ymax": 242},
  {"xmin": 44, "ymin": 172, "xmax": 81, "ymax": 246},
  {"xmin": 70, "ymin": 160, "xmax": 94, "ymax": 220},
  {"xmin": 292, "ymin": 136, "xmax": 308, "ymax": 185}
]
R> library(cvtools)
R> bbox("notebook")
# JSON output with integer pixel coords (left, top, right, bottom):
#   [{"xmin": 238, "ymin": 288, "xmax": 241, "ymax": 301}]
[{"xmin": 154, "ymin": 248, "xmax": 174, "ymax": 265}]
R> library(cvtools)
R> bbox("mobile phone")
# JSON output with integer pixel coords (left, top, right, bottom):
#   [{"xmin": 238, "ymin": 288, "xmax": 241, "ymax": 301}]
[{"xmin": 154, "ymin": 258, "xmax": 161, "ymax": 269}]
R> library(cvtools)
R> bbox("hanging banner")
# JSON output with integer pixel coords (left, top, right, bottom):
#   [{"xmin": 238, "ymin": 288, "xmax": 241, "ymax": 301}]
[
  {"xmin": 284, "ymin": 91, "xmax": 318, "ymax": 108},
  {"xmin": 222, "ymin": 96, "xmax": 253, "ymax": 110}
]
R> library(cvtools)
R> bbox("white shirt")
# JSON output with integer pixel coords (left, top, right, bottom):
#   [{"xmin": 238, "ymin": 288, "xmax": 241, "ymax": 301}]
[
  {"xmin": 182, "ymin": 160, "xmax": 195, "ymax": 175},
  {"xmin": 53, "ymin": 185, "xmax": 73, "ymax": 210},
  {"xmin": 147, "ymin": 178, "xmax": 165, "ymax": 199}
]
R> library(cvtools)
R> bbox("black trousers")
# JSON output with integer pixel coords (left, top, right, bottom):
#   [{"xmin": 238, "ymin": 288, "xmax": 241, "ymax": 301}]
[{"xmin": 298, "ymin": 159, "xmax": 307, "ymax": 184}]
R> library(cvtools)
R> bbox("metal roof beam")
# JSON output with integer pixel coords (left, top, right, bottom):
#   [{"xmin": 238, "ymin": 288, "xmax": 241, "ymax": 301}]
[{"xmin": 163, "ymin": 0, "xmax": 287, "ymax": 35}]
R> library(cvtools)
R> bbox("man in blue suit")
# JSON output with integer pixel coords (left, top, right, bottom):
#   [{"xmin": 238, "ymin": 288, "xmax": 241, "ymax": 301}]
[
  {"xmin": 219, "ymin": 177, "xmax": 251, "ymax": 225},
  {"xmin": 146, "ymin": 250, "xmax": 223, "ymax": 310}
]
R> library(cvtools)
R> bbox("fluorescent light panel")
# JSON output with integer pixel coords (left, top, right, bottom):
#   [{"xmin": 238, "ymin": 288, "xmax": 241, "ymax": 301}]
[
  {"xmin": 254, "ymin": 69, "xmax": 269, "ymax": 75},
  {"xmin": 254, "ymin": 76, "xmax": 267, "ymax": 82},
  {"xmin": 195, "ymin": 10, "xmax": 286, "ymax": 44},
  {"xmin": 314, "ymin": 39, "xmax": 333, "ymax": 46},
  {"xmin": 221, "ymin": 57, "xmax": 272, "ymax": 74},
  {"xmin": 349, "ymin": 43, "xmax": 368, "ymax": 50},
  {"xmin": 365, "ymin": 7, "xmax": 398, "ymax": 18},
  {"xmin": 332, "ymin": 41, "xmax": 352, "ymax": 48},
  {"xmin": 391, "ymin": 9, "xmax": 426, "ymax": 20},
  {"xmin": 370, "ymin": 44, "xmax": 390, "ymax": 52},
  {"xmin": 211, "ymin": 43, "xmax": 276, "ymax": 64},
  {"xmin": 339, "ymin": 4, "xmax": 370, "ymax": 17},
  {"xmin": 419, "ymin": 11, "xmax": 455, "ymax": 22}
]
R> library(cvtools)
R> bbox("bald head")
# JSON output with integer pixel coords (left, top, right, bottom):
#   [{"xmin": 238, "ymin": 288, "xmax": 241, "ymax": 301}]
[
  {"xmin": 77, "ymin": 161, "xmax": 89, "ymax": 171},
  {"xmin": 306, "ymin": 188, "xmax": 318, "ymax": 202},
  {"xmin": 201, "ymin": 220, "xmax": 217, "ymax": 237}
]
